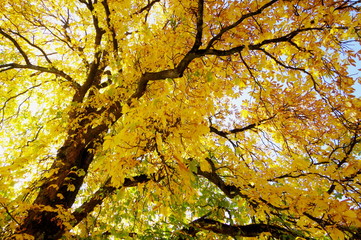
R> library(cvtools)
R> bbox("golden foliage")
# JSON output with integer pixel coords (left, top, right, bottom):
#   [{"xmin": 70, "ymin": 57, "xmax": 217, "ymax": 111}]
[{"xmin": 0, "ymin": 0, "xmax": 360, "ymax": 239}]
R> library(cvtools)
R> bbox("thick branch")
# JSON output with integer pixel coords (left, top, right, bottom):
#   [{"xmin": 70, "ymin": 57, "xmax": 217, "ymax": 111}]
[
  {"xmin": 74, "ymin": 0, "xmax": 106, "ymax": 103},
  {"xmin": 183, "ymin": 218, "xmax": 309, "ymax": 239},
  {"xmin": 127, "ymin": 17, "xmax": 325, "ymax": 106},
  {"xmin": 128, "ymin": 52, "xmax": 199, "ymax": 101},
  {"xmin": 196, "ymin": 158, "xmax": 247, "ymax": 199},
  {"xmin": 191, "ymin": 0, "xmax": 204, "ymax": 51},
  {"xmin": 209, "ymin": 116, "xmax": 275, "ymax": 148},
  {"xmin": 303, "ymin": 212, "xmax": 361, "ymax": 239},
  {"xmin": 102, "ymin": 0, "xmax": 119, "ymax": 59},
  {"xmin": 196, "ymin": 157, "xmax": 289, "ymax": 211},
  {"xmin": 72, "ymin": 174, "xmax": 151, "ymax": 226},
  {"xmin": 209, "ymin": 118, "xmax": 272, "ymax": 138},
  {"xmin": 202, "ymin": 27, "xmax": 325, "ymax": 57}
]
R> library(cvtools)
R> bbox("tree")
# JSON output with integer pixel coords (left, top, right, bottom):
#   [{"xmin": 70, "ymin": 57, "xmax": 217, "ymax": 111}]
[{"xmin": 0, "ymin": 0, "xmax": 360, "ymax": 239}]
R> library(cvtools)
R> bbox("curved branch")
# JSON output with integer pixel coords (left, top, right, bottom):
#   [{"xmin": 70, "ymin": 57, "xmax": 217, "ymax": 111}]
[
  {"xmin": 205, "ymin": 0, "xmax": 280, "ymax": 50},
  {"xmin": 126, "ymin": 18, "xmax": 325, "ymax": 107},
  {"xmin": 134, "ymin": 0, "xmax": 161, "ymax": 15},
  {"xmin": 9, "ymin": 30, "xmax": 52, "ymax": 64},
  {"xmin": 0, "ymin": 28, "xmax": 31, "ymax": 65},
  {"xmin": 196, "ymin": 158, "xmax": 248, "ymax": 199},
  {"xmin": 182, "ymin": 217, "xmax": 312, "ymax": 239},
  {"xmin": 72, "ymin": 174, "xmax": 153, "ymax": 226},
  {"xmin": 128, "ymin": 52, "xmax": 199, "ymax": 101},
  {"xmin": 258, "ymin": 47, "xmax": 318, "ymax": 88},
  {"xmin": 0, "ymin": 63, "xmax": 80, "ymax": 89},
  {"xmin": 0, "ymin": 82, "xmax": 43, "ymax": 124},
  {"xmin": 196, "ymin": 157, "xmax": 289, "ymax": 211},
  {"xmin": 210, "ymin": 116, "xmax": 275, "ymax": 138},
  {"xmin": 303, "ymin": 212, "xmax": 361, "ymax": 239},
  {"xmin": 202, "ymin": 27, "xmax": 325, "ymax": 57}
]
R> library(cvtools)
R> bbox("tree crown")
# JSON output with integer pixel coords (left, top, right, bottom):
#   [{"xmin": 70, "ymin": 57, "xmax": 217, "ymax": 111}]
[{"xmin": 0, "ymin": 0, "xmax": 361, "ymax": 239}]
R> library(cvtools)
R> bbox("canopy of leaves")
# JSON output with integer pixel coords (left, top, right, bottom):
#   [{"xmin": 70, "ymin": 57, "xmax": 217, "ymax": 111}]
[{"xmin": 0, "ymin": 0, "xmax": 361, "ymax": 239}]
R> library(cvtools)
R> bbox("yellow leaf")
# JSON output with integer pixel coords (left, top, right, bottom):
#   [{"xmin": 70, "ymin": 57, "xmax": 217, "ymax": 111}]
[
  {"xmin": 67, "ymin": 184, "xmax": 75, "ymax": 192},
  {"xmin": 48, "ymin": 184, "xmax": 59, "ymax": 190},
  {"xmin": 199, "ymin": 159, "xmax": 211, "ymax": 172},
  {"xmin": 156, "ymin": 132, "xmax": 163, "ymax": 148},
  {"xmin": 328, "ymin": 228, "xmax": 345, "ymax": 240},
  {"xmin": 12, "ymin": 234, "xmax": 35, "ymax": 240},
  {"xmin": 344, "ymin": 210, "xmax": 357, "ymax": 219},
  {"xmin": 57, "ymin": 193, "xmax": 64, "ymax": 200}
]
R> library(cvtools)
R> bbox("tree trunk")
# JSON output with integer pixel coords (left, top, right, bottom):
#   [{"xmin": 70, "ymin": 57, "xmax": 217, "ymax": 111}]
[{"xmin": 16, "ymin": 113, "xmax": 106, "ymax": 239}]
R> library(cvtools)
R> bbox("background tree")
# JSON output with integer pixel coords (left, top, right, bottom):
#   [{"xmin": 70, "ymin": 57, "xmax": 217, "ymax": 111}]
[{"xmin": 0, "ymin": 0, "xmax": 360, "ymax": 239}]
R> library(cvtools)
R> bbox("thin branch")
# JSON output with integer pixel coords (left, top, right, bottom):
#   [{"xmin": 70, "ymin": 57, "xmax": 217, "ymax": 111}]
[
  {"xmin": 9, "ymin": 30, "xmax": 52, "ymax": 64},
  {"xmin": 59, "ymin": 26, "xmax": 90, "ymax": 69},
  {"xmin": 333, "ymin": 0, "xmax": 361, "ymax": 10},
  {"xmin": 206, "ymin": 0, "xmax": 280, "ymax": 50},
  {"xmin": 0, "ymin": 63, "xmax": 80, "ymax": 89},
  {"xmin": 0, "ymin": 82, "xmax": 42, "ymax": 111},
  {"xmin": 134, "ymin": 0, "xmax": 161, "ymax": 15},
  {"xmin": 0, "ymin": 202, "xmax": 21, "ymax": 226},
  {"xmin": 239, "ymin": 52, "xmax": 260, "ymax": 87},
  {"xmin": 258, "ymin": 48, "xmax": 316, "ymax": 79},
  {"xmin": 328, "ymin": 133, "xmax": 361, "ymax": 193},
  {"xmin": 27, "ymin": 14, "xmax": 90, "ymax": 68},
  {"xmin": 25, "ymin": 125, "xmax": 44, "ymax": 147},
  {"xmin": 0, "ymin": 82, "xmax": 42, "ymax": 125},
  {"xmin": 337, "ymin": 133, "xmax": 360, "ymax": 168},
  {"xmin": 257, "ymin": 45, "xmax": 323, "ymax": 93},
  {"xmin": 0, "ymin": 28, "xmax": 31, "ymax": 65}
]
